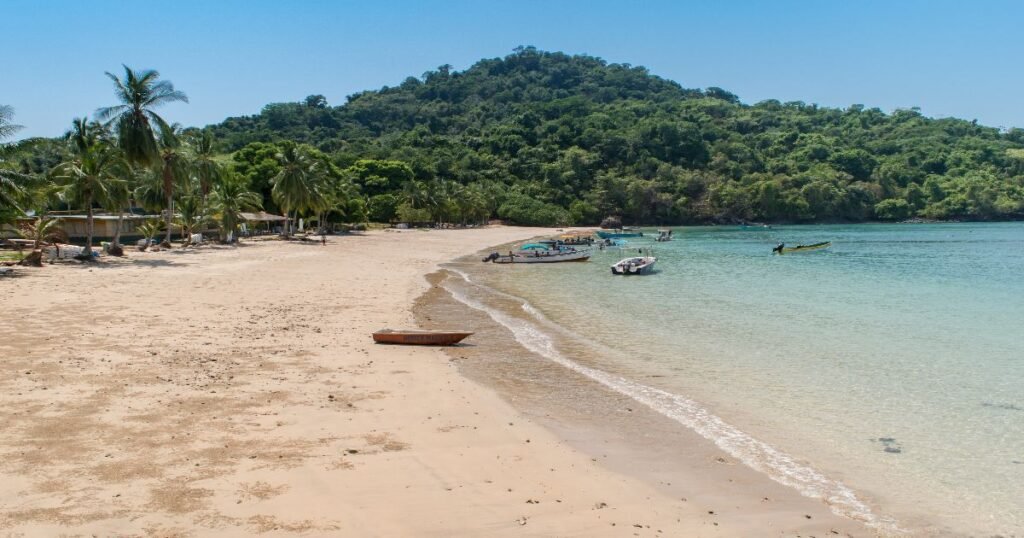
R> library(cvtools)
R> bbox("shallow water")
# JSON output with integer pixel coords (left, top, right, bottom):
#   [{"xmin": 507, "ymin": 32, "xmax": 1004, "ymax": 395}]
[{"xmin": 446, "ymin": 223, "xmax": 1024, "ymax": 536}]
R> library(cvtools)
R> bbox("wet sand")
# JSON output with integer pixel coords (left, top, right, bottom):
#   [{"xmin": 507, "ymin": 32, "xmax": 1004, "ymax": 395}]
[{"xmin": 0, "ymin": 228, "xmax": 875, "ymax": 536}]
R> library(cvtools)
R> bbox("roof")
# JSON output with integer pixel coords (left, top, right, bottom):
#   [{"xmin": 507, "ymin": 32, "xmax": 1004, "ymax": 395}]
[
  {"xmin": 240, "ymin": 212, "xmax": 289, "ymax": 222},
  {"xmin": 19, "ymin": 214, "xmax": 158, "ymax": 221}
]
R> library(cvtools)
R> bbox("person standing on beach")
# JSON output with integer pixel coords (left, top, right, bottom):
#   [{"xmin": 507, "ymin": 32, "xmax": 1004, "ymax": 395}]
[{"xmin": 322, "ymin": 234, "xmax": 326, "ymax": 246}]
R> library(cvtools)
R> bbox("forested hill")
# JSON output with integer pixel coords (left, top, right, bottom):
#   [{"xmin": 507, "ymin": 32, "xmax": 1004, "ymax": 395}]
[{"xmin": 212, "ymin": 48, "xmax": 1024, "ymax": 224}]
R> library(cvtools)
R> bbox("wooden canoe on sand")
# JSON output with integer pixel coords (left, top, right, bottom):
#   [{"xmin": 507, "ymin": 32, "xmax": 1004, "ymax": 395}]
[{"xmin": 372, "ymin": 329, "xmax": 473, "ymax": 346}]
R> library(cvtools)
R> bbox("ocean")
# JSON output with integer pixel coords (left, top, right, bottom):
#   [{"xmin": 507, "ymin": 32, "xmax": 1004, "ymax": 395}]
[{"xmin": 424, "ymin": 223, "xmax": 1024, "ymax": 536}]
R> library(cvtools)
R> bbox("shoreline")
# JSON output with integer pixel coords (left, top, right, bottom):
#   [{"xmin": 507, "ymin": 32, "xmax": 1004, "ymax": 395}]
[
  {"xmin": 1, "ymin": 227, "xmax": 877, "ymax": 536},
  {"xmin": 417, "ymin": 247, "xmax": 889, "ymax": 535}
]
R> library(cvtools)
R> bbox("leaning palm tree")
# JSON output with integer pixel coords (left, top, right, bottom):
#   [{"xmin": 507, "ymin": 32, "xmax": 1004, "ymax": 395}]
[
  {"xmin": 51, "ymin": 144, "xmax": 127, "ymax": 257},
  {"xmin": 208, "ymin": 173, "xmax": 262, "ymax": 242},
  {"xmin": 271, "ymin": 142, "xmax": 318, "ymax": 237},
  {"xmin": 95, "ymin": 66, "xmax": 188, "ymax": 168}
]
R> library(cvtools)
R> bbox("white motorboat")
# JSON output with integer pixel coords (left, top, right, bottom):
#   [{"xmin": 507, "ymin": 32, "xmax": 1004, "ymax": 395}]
[{"xmin": 611, "ymin": 255, "xmax": 656, "ymax": 274}]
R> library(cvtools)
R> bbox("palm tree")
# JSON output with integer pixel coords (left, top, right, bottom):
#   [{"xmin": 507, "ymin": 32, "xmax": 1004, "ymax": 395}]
[
  {"xmin": 0, "ymin": 105, "xmax": 22, "ymax": 141},
  {"xmin": 95, "ymin": 66, "xmax": 188, "ymax": 168},
  {"xmin": 208, "ymin": 173, "xmax": 262, "ymax": 242},
  {"xmin": 51, "ymin": 144, "xmax": 127, "ymax": 257},
  {"xmin": 18, "ymin": 215, "xmax": 64, "ymax": 250},
  {"xmin": 175, "ymin": 190, "xmax": 206, "ymax": 244},
  {"xmin": 271, "ymin": 142, "xmax": 317, "ymax": 237},
  {"xmin": 15, "ymin": 216, "xmax": 64, "ymax": 267},
  {"xmin": 104, "ymin": 176, "xmax": 131, "ymax": 255},
  {"xmin": 136, "ymin": 218, "xmax": 164, "ymax": 250},
  {"xmin": 191, "ymin": 130, "xmax": 220, "ymax": 199},
  {"xmin": 156, "ymin": 125, "xmax": 191, "ymax": 246},
  {"xmin": 0, "ymin": 106, "xmax": 26, "ymax": 222}
]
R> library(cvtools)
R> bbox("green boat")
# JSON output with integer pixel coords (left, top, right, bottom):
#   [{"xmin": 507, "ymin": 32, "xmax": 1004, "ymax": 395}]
[{"xmin": 772, "ymin": 241, "xmax": 831, "ymax": 254}]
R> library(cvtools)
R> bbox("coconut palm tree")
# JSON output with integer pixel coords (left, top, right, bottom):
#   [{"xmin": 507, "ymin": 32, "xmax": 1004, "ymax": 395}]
[
  {"xmin": 271, "ymin": 142, "xmax": 318, "ymax": 237},
  {"xmin": 156, "ymin": 125, "xmax": 191, "ymax": 246},
  {"xmin": 191, "ymin": 131, "xmax": 220, "ymax": 199},
  {"xmin": 18, "ymin": 215, "xmax": 64, "ymax": 250},
  {"xmin": 208, "ymin": 173, "xmax": 262, "ymax": 242},
  {"xmin": 136, "ymin": 218, "xmax": 164, "ymax": 250},
  {"xmin": 95, "ymin": 66, "xmax": 188, "ymax": 168},
  {"xmin": 14, "ymin": 216, "xmax": 64, "ymax": 266},
  {"xmin": 0, "ymin": 106, "xmax": 26, "ymax": 222},
  {"xmin": 0, "ymin": 105, "xmax": 22, "ymax": 141},
  {"xmin": 175, "ymin": 189, "xmax": 207, "ymax": 245},
  {"xmin": 51, "ymin": 144, "xmax": 127, "ymax": 257}
]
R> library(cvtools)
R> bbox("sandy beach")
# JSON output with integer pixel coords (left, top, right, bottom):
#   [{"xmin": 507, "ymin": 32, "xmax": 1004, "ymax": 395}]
[{"xmin": 0, "ymin": 228, "xmax": 875, "ymax": 537}]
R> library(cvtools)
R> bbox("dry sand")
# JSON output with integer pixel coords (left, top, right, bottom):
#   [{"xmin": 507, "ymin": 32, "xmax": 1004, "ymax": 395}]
[{"xmin": 0, "ymin": 228, "xmax": 876, "ymax": 537}]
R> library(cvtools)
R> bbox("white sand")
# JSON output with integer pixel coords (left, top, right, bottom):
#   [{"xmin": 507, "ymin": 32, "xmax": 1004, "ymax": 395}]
[{"xmin": 0, "ymin": 228, "xmax": 874, "ymax": 536}]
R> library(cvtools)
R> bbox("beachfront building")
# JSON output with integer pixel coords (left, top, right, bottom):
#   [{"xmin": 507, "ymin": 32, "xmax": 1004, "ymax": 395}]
[{"xmin": 239, "ymin": 212, "xmax": 289, "ymax": 236}]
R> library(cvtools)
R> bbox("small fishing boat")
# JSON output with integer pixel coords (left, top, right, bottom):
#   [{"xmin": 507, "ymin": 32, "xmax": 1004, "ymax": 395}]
[
  {"xmin": 485, "ymin": 248, "xmax": 592, "ymax": 263},
  {"xmin": 655, "ymin": 229, "xmax": 673, "ymax": 242},
  {"xmin": 772, "ymin": 241, "xmax": 831, "ymax": 254},
  {"xmin": 483, "ymin": 240, "xmax": 592, "ymax": 264},
  {"xmin": 372, "ymin": 329, "xmax": 473, "ymax": 345},
  {"xmin": 596, "ymin": 227, "xmax": 644, "ymax": 239},
  {"xmin": 611, "ymin": 255, "xmax": 656, "ymax": 275}
]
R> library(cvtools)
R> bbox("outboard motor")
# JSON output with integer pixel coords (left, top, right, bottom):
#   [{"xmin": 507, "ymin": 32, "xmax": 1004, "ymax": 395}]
[{"xmin": 482, "ymin": 252, "xmax": 500, "ymax": 263}]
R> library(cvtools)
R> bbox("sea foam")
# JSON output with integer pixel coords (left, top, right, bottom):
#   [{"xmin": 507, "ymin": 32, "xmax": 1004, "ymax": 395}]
[{"xmin": 441, "ymin": 268, "xmax": 897, "ymax": 532}]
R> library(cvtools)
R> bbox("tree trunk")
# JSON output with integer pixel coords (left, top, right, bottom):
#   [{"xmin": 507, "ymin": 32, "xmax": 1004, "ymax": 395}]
[
  {"xmin": 112, "ymin": 211, "xmax": 123, "ymax": 247},
  {"xmin": 164, "ymin": 195, "xmax": 173, "ymax": 246},
  {"xmin": 83, "ymin": 195, "xmax": 94, "ymax": 256}
]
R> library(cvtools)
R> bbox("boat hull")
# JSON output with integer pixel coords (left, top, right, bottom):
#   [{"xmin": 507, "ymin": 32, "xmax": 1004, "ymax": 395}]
[
  {"xmin": 611, "ymin": 257, "xmax": 656, "ymax": 275},
  {"xmin": 776, "ymin": 241, "xmax": 831, "ymax": 254},
  {"xmin": 493, "ymin": 250, "xmax": 591, "ymax": 263},
  {"xmin": 597, "ymin": 230, "xmax": 643, "ymax": 239},
  {"xmin": 372, "ymin": 329, "xmax": 473, "ymax": 345}
]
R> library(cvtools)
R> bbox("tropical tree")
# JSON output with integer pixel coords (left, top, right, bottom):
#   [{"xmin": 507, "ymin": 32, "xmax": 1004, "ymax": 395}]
[
  {"xmin": 0, "ymin": 106, "xmax": 26, "ymax": 222},
  {"xmin": 51, "ymin": 143, "xmax": 127, "ymax": 257},
  {"xmin": 191, "ymin": 130, "xmax": 221, "ymax": 199},
  {"xmin": 208, "ymin": 172, "xmax": 261, "ymax": 242},
  {"xmin": 136, "ymin": 218, "xmax": 164, "ymax": 250},
  {"xmin": 0, "ymin": 105, "xmax": 22, "ymax": 141},
  {"xmin": 271, "ymin": 142, "xmax": 318, "ymax": 236},
  {"xmin": 156, "ymin": 125, "xmax": 191, "ymax": 245},
  {"xmin": 95, "ymin": 66, "xmax": 188, "ymax": 168},
  {"xmin": 175, "ymin": 190, "xmax": 207, "ymax": 245},
  {"xmin": 18, "ymin": 215, "xmax": 65, "ymax": 250}
]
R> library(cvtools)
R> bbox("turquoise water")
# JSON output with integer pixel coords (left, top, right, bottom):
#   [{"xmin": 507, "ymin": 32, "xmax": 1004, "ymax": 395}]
[{"xmin": 454, "ymin": 223, "xmax": 1024, "ymax": 535}]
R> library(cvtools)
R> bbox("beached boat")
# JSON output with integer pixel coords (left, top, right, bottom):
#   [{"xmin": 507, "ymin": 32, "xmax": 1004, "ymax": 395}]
[
  {"xmin": 596, "ymin": 228, "xmax": 644, "ymax": 239},
  {"xmin": 655, "ymin": 229, "xmax": 673, "ymax": 242},
  {"xmin": 611, "ymin": 255, "xmax": 656, "ymax": 275},
  {"xmin": 486, "ymin": 248, "xmax": 591, "ymax": 263},
  {"xmin": 372, "ymin": 329, "xmax": 473, "ymax": 345},
  {"xmin": 772, "ymin": 241, "xmax": 831, "ymax": 254}
]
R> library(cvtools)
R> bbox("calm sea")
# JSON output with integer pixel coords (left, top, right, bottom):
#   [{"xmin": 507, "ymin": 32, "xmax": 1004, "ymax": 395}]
[{"xmin": 439, "ymin": 223, "xmax": 1024, "ymax": 536}]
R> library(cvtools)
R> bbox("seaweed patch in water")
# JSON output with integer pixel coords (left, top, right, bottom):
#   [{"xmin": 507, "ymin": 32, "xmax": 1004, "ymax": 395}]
[
  {"xmin": 981, "ymin": 402, "xmax": 1023, "ymax": 412},
  {"xmin": 871, "ymin": 437, "xmax": 903, "ymax": 454}
]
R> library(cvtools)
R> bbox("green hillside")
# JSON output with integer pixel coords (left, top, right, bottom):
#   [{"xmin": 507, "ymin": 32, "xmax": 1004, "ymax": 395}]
[{"xmin": 8, "ymin": 47, "xmax": 1024, "ymax": 226}]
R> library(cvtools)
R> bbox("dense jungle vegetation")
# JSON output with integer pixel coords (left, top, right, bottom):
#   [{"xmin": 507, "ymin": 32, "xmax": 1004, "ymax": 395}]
[{"xmin": 5, "ymin": 47, "xmax": 1024, "ymax": 228}]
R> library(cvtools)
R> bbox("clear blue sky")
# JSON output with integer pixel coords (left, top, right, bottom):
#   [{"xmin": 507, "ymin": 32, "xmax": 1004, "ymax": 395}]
[{"xmin": 4, "ymin": 0, "xmax": 1023, "ymax": 140}]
